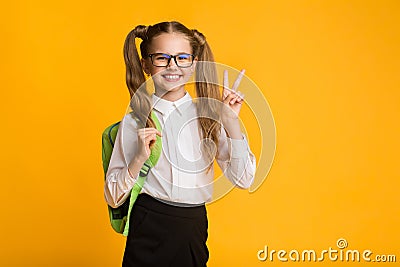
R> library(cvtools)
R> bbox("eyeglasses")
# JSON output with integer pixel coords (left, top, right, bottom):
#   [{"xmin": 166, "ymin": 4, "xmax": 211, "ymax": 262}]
[{"xmin": 147, "ymin": 53, "xmax": 195, "ymax": 68}]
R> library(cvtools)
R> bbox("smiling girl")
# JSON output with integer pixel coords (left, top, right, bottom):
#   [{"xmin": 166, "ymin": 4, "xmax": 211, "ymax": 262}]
[{"xmin": 104, "ymin": 21, "xmax": 256, "ymax": 267}]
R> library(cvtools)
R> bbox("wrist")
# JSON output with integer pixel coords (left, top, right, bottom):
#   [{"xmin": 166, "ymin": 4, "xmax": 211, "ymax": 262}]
[
  {"xmin": 222, "ymin": 119, "xmax": 242, "ymax": 139},
  {"xmin": 224, "ymin": 128, "xmax": 243, "ymax": 139},
  {"xmin": 222, "ymin": 116, "xmax": 239, "ymax": 124},
  {"xmin": 127, "ymin": 156, "xmax": 146, "ymax": 180},
  {"xmin": 128, "ymin": 156, "xmax": 146, "ymax": 173},
  {"xmin": 131, "ymin": 156, "xmax": 146, "ymax": 166}
]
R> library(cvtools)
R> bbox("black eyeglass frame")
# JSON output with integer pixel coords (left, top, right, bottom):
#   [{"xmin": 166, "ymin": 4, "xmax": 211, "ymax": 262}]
[{"xmin": 147, "ymin": 53, "xmax": 195, "ymax": 68}]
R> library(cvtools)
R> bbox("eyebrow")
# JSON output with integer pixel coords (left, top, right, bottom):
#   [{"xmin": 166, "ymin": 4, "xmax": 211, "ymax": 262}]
[{"xmin": 151, "ymin": 51, "xmax": 192, "ymax": 54}]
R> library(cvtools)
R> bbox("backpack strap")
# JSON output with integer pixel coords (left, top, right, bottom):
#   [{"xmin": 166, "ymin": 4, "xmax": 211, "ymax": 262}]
[{"xmin": 122, "ymin": 111, "xmax": 162, "ymax": 236}]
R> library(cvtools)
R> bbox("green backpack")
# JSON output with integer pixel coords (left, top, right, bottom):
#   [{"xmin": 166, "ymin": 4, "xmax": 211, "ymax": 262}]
[{"xmin": 101, "ymin": 111, "xmax": 162, "ymax": 236}]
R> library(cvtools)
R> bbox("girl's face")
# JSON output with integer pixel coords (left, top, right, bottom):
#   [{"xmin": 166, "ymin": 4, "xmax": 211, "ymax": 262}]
[{"xmin": 141, "ymin": 32, "xmax": 196, "ymax": 96}]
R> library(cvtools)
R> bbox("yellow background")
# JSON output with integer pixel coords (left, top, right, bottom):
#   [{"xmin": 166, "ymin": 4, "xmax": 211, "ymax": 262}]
[{"xmin": 1, "ymin": 0, "xmax": 399, "ymax": 266}]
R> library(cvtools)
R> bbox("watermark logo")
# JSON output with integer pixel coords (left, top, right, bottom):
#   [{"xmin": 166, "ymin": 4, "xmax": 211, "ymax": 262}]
[
  {"xmin": 257, "ymin": 238, "xmax": 396, "ymax": 263},
  {"xmin": 336, "ymin": 238, "xmax": 348, "ymax": 249}
]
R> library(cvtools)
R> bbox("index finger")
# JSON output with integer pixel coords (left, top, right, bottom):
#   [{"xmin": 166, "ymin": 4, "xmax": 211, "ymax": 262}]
[
  {"xmin": 222, "ymin": 70, "xmax": 231, "ymax": 98},
  {"xmin": 223, "ymin": 70, "xmax": 229, "ymax": 90},
  {"xmin": 137, "ymin": 128, "xmax": 162, "ymax": 136}
]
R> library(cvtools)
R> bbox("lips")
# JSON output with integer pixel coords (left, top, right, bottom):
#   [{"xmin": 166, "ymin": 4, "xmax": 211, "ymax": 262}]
[{"xmin": 162, "ymin": 74, "xmax": 182, "ymax": 82}]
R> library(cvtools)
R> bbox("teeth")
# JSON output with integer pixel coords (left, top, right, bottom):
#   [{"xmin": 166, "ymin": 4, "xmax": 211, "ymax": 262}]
[{"xmin": 164, "ymin": 75, "xmax": 180, "ymax": 79}]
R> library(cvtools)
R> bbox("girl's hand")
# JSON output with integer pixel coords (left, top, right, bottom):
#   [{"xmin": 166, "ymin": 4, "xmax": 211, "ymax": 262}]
[
  {"xmin": 135, "ymin": 127, "xmax": 162, "ymax": 163},
  {"xmin": 222, "ymin": 69, "xmax": 245, "ymax": 122}
]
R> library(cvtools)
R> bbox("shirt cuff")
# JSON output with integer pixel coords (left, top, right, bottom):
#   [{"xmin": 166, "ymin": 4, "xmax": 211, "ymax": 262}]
[
  {"xmin": 228, "ymin": 134, "xmax": 249, "ymax": 158},
  {"xmin": 125, "ymin": 166, "xmax": 139, "ymax": 187}
]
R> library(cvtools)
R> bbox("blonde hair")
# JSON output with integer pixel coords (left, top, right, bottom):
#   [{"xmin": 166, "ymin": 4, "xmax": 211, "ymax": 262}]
[{"xmin": 123, "ymin": 21, "xmax": 221, "ymax": 170}]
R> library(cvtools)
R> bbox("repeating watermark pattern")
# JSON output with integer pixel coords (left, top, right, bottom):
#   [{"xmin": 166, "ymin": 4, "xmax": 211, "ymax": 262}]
[
  {"xmin": 257, "ymin": 238, "xmax": 397, "ymax": 263},
  {"xmin": 122, "ymin": 61, "xmax": 276, "ymax": 204}
]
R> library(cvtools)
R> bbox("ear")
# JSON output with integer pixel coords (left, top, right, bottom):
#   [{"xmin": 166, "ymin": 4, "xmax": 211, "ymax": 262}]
[
  {"xmin": 191, "ymin": 57, "xmax": 198, "ymax": 71},
  {"xmin": 141, "ymin": 58, "xmax": 150, "ymax": 75}
]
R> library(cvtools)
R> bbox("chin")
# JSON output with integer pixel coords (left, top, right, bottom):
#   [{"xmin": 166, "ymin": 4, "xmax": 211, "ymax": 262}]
[{"xmin": 157, "ymin": 81, "xmax": 186, "ymax": 92}]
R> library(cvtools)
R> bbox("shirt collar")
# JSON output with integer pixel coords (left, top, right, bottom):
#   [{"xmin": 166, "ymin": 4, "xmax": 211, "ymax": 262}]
[{"xmin": 152, "ymin": 92, "xmax": 192, "ymax": 116}]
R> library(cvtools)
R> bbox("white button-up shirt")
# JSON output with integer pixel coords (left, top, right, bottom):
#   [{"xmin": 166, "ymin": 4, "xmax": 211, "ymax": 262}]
[{"xmin": 104, "ymin": 92, "xmax": 256, "ymax": 207}]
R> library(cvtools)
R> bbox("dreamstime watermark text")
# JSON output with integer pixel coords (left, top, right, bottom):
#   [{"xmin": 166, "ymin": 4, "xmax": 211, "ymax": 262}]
[{"xmin": 257, "ymin": 238, "xmax": 396, "ymax": 263}]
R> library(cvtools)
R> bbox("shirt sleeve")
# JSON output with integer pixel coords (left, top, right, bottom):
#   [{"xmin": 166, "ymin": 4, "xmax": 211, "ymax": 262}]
[
  {"xmin": 104, "ymin": 114, "xmax": 140, "ymax": 208},
  {"xmin": 216, "ymin": 126, "xmax": 256, "ymax": 189}
]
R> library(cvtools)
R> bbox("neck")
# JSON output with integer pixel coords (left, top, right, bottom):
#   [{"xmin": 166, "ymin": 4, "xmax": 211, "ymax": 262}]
[{"xmin": 155, "ymin": 87, "xmax": 186, "ymax": 102}]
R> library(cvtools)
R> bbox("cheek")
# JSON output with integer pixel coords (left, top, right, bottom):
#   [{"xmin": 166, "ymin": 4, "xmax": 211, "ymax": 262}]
[
  {"xmin": 182, "ymin": 68, "xmax": 194, "ymax": 76},
  {"xmin": 149, "ymin": 67, "xmax": 165, "ymax": 75}
]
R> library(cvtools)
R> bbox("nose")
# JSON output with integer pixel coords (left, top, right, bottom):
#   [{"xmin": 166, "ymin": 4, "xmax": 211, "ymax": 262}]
[{"xmin": 167, "ymin": 56, "xmax": 178, "ymax": 68}]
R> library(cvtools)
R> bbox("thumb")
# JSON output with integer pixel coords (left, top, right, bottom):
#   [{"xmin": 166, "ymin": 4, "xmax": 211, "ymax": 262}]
[{"xmin": 223, "ymin": 92, "xmax": 236, "ymax": 105}]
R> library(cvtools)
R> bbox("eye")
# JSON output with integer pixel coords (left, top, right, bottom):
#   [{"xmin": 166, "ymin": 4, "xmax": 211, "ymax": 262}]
[
  {"xmin": 155, "ymin": 54, "xmax": 169, "ymax": 61},
  {"xmin": 177, "ymin": 54, "xmax": 191, "ymax": 60}
]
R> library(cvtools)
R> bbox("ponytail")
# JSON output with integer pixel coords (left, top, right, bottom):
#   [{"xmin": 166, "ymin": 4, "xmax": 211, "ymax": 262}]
[
  {"xmin": 192, "ymin": 29, "xmax": 222, "ymax": 169},
  {"xmin": 123, "ymin": 25, "xmax": 155, "ymax": 129}
]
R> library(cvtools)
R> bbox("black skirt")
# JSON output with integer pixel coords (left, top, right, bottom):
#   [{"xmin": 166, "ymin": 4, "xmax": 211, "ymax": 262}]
[{"xmin": 122, "ymin": 193, "xmax": 209, "ymax": 267}]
